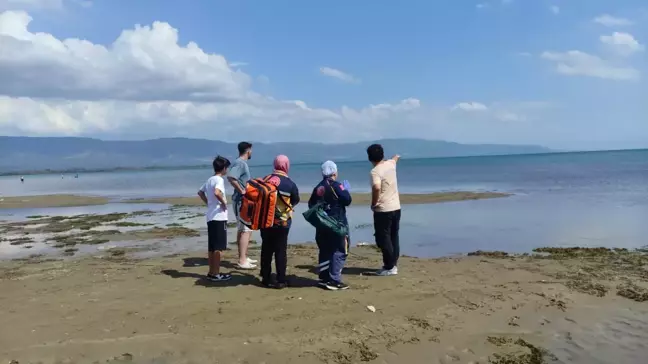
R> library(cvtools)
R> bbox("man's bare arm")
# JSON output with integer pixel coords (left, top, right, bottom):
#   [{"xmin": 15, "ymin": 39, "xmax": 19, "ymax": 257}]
[
  {"xmin": 197, "ymin": 190, "xmax": 208, "ymax": 205},
  {"xmin": 227, "ymin": 177, "xmax": 245, "ymax": 195}
]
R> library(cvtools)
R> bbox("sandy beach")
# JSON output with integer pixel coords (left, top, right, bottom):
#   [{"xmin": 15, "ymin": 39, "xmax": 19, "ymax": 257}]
[
  {"xmin": 1, "ymin": 194, "xmax": 647, "ymax": 363},
  {"xmin": 1, "ymin": 244, "xmax": 648, "ymax": 363}
]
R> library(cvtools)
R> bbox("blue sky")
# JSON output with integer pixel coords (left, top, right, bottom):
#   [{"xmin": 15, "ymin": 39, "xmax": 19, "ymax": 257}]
[{"xmin": 0, "ymin": 0, "xmax": 646, "ymax": 150}]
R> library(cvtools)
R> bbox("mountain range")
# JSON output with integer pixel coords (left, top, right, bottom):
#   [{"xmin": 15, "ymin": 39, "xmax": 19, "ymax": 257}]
[{"xmin": 0, "ymin": 136, "xmax": 552, "ymax": 174}]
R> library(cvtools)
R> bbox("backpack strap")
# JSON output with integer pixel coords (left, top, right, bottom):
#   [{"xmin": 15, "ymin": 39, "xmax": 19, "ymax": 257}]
[{"xmin": 325, "ymin": 179, "xmax": 339, "ymax": 200}]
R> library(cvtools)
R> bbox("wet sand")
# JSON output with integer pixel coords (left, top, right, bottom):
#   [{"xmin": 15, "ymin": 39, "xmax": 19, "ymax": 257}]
[
  {"xmin": 0, "ymin": 194, "xmax": 109, "ymax": 209},
  {"xmin": 128, "ymin": 191, "xmax": 511, "ymax": 207},
  {"xmin": 0, "ymin": 192, "xmax": 510, "ymax": 209},
  {"xmin": 1, "ymin": 246, "xmax": 647, "ymax": 363}
]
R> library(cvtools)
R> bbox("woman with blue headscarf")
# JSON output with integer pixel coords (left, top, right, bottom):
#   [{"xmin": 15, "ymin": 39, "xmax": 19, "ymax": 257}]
[{"xmin": 308, "ymin": 160, "xmax": 352, "ymax": 290}]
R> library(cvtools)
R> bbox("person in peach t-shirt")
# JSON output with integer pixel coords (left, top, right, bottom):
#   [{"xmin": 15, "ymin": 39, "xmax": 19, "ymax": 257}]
[{"xmin": 367, "ymin": 144, "xmax": 401, "ymax": 276}]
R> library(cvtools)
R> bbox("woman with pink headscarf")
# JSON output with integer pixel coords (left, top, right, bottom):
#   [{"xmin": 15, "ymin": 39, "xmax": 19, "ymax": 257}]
[{"xmin": 259, "ymin": 155, "xmax": 300, "ymax": 289}]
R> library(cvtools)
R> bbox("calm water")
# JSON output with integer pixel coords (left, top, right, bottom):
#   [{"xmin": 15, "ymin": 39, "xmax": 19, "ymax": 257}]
[{"xmin": 1, "ymin": 150, "xmax": 647, "ymax": 257}]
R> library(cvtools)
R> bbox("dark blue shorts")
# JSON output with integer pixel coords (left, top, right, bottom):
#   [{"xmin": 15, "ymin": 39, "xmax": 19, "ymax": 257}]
[{"xmin": 207, "ymin": 220, "xmax": 227, "ymax": 252}]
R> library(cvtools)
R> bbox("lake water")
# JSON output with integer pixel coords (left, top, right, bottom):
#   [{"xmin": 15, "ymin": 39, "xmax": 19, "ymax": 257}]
[{"xmin": 1, "ymin": 150, "xmax": 647, "ymax": 257}]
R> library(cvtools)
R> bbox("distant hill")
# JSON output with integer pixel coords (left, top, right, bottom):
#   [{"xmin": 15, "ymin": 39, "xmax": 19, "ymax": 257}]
[{"xmin": 0, "ymin": 136, "xmax": 552, "ymax": 174}]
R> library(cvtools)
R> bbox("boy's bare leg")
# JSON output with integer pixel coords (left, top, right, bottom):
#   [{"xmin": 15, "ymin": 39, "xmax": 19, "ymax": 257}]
[
  {"xmin": 208, "ymin": 251, "xmax": 221, "ymax": 276},
  {"xmin": 237, "ymin": 230, "xmax": 251, "ymax": 265}
]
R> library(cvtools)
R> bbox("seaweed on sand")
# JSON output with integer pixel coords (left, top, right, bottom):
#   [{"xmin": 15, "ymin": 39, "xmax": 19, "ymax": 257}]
[
  {"xmin": 135, "ymin": 227, "xmax": 200, "ymax": 239},
  {"xmin": 488, "ymin": 338, "xmax": 557, "ymax": 364},
  {"xmin": 617, "ymin": 281, "xmax": 648, "ymax": 302},
  {"xmin": 565, "ymin": 277, "xmax": 608, "ymax": 297},
  {"xmin": 532, "ymin": 247, "xmax": 648, "ymax": 297},
  {"xmin": 468, "ymin": 250, "xmax": 509, "ymax": 258},
  {"xmin": 8, "ymin": 236, "xmax": 34, "ymax": 246},
  {"xmin": 114, "ymin": 221, "xmax": 153, "ymax": 227}
]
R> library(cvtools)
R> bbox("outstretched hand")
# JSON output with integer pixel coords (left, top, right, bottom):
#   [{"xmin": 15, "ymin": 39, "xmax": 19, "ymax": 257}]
[{"xmin": 342, "ymin": 179, "xmax": 351, "ymax": 192}]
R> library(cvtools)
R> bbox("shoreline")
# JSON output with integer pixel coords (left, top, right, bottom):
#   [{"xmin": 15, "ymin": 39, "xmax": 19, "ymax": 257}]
[
  {"xmin": 1, "ymin": 245, "xmax": 647, "ymax": 363},
  {"xmin": 0, "ymin": 191, "xmax": 511, "ymax": 209}
]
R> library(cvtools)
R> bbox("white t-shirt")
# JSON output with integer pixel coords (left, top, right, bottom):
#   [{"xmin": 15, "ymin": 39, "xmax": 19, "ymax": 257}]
[{"xmin": 200, "ymin": 175, "xmax": 228, "ymax": 221}]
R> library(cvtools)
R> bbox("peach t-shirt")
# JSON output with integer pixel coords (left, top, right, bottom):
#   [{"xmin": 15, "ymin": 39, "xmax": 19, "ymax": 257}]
[{"xmin": 370, "ymin": 159, "xmax": 401, "ymax": 212}]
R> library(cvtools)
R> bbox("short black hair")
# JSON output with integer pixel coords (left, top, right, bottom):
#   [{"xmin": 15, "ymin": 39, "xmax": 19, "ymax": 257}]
[
  {"xmin": 213, "ymin": 155, "xmax": 231, "ymax": 173},
  {"xmin": 238, "ymin": 141, "xmax": 253, "ymax": 156},
  {"xmin": 366, "ymin": 144, "xmax": 384, "ymax": 163}
]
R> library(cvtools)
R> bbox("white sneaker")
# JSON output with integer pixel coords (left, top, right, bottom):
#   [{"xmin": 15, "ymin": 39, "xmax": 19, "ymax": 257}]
[
  {"xmin": 237, "ymin": 262, "xmax": 257, "ymax": 270},
  {"xmin": 246, "ymin": 257, "xmax": 258, "ymax": 264},
  {"xmin": 377, "ymin": 267, "xmax": 398, "ymax": 276}
]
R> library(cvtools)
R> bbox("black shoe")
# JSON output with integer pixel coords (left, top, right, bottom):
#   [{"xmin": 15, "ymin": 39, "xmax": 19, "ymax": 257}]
[
  {"xmin": 324, "ymin": 281, "xmax": 349, "ymax": 291},
  {"xmin": 261, "ymin": 277, "xmax": 276, "ymax": 287},
  {"xmin": 317, "ymin": 279, "xmax": 327, "ymax": 288},
  {"xmin": 206, "ymin": 273, "xmax": 232, "ymax": 282},
  {"xmin": 275, "ymin": 282, "xmax": 287, "ymax": 290}
]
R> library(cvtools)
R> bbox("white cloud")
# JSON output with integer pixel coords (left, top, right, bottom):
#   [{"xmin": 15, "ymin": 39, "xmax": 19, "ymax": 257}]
[
  {"xmin": 452, "ymin": 102, "xmax": 488, "ymax": 111},
  {"xmin": 0, "ymin": 10, "xmax": 422, "ymax": 141},
  {"xmin": 319, "ymin": 66, "xmax": 360, "ymax": 84},
  {"xmin": 476, "ymin": 3, "xmax": 489, "ymax": 9},
  {"xmin": 541, "ymin": 50, "xmax": 640, "ymax": 81},
  {"xmin": 550, "ymin": 6, "xmax": 560, "ymax": 15},
  {"xmin": 600, "ymin": 32, "xmax": 644, "ymax": 56},
  {"xmin": 0, "ymin": 11, "xmax": 252, "ymax": 102},
  {"xmin": 593, "ymin": 14, "xmax": 633, "ymax": 27}
]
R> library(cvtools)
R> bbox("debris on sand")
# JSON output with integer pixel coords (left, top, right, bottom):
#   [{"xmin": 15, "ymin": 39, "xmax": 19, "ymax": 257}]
[
  {"xmin": 468, "ymin": 250, "xmax": 509, "ymax": 258},
  {"xmin": 366, "ymin": 305, "xmax": 376, "ymax": 313},
  {"xmin": 617, "ymin": 281, "xmax": 648, "ymax": 302}
]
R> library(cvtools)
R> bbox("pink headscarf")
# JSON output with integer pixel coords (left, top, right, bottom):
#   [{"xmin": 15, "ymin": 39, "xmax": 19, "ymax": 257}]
[{"xmin": 273, "ymin": 155, "xmax": 290, "ymax": 174}]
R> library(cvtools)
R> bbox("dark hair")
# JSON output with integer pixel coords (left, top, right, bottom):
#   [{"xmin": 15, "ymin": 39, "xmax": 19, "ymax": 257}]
[
  {"xmin": 237, "ymin": 141, "xmax": 253, "ymax": 156},
  {"xmin": 213, "ymin": 155, "xmax": 231, "ymax": 173},
  {"xmin": 366, "ymin": 144, "xmax": 384, "ymax": 163}
]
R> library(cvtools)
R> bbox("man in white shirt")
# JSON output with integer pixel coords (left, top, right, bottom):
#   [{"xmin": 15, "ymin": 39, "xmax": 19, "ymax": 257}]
[{"xmin": 198, "ymin": 156, "xmax": 232, "ymax": 282}]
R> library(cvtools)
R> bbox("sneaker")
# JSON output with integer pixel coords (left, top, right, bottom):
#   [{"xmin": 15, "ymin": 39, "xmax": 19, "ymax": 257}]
[
  {"xmin": 274, "ymin": 282, "xmax": 287, "ymax": 290},
  {"xmin": 324, "ymin": 281, "xmax": 350, "ymax": 291},
  {"xmin": 206, "ymin": 273, "xmax": 232, "ymax": 282},
  {"xmin": 376, "ymin": 267, "xmax": 398, "ymax": 276},
  {"xmin": 246, "ymin": 257, "xmax": 258, "ymax": 264},
  {"xmin": 237, "ymin": 262, "xmax": 257, "ymax": 270},
  {"xmin": 317, "ymin": 280, "xmax": 327, "ymax": 288}
]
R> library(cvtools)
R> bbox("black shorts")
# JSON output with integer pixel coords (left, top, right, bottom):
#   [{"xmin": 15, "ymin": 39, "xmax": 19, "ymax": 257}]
[{"xmin": 207, "ymin": 220, "xmax": 228, "ymax": 252}]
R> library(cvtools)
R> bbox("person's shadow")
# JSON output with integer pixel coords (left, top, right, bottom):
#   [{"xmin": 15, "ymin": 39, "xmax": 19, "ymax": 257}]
[
  {"xmin": 166, "ymin": 257, "xmax": 320, "ymax": 288},
  {"xmin": 294, "ymin": 264, "xmax": 376, "ymax": 276},
  {"xmin": 161, "ymin": 268, "xmax": 257, "ymax": 288}
]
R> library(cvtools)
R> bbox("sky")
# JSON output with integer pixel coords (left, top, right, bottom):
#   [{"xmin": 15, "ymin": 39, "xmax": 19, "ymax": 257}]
[{"xmin": 0, "ymin": 0, "xmax": 646, "ymax": 150}]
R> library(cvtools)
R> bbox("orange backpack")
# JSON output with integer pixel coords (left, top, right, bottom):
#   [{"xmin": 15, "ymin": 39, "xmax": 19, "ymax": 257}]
[{"xmin": 238, "ymin": 176, "xmax": 278, "ymax": 230}]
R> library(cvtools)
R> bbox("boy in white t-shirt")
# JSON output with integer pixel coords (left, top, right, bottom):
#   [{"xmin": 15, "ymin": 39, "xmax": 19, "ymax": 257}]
[{"xmin": 198, "ymin": 156, "xmax": 232, "ymax": 282}]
